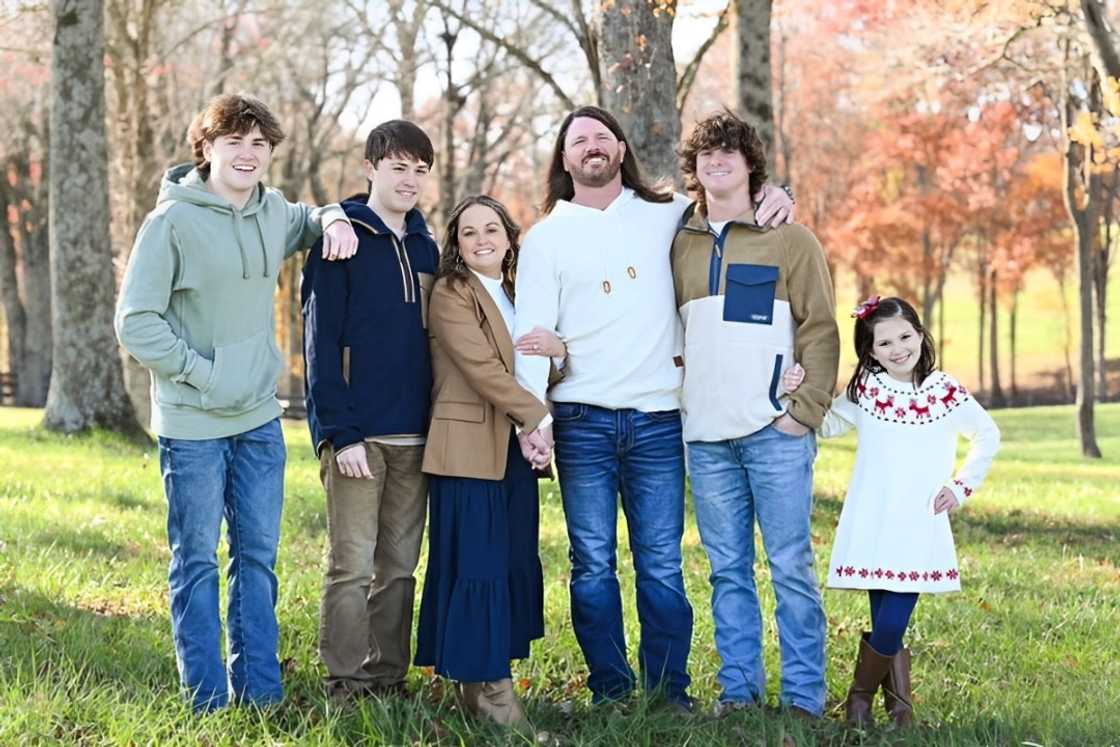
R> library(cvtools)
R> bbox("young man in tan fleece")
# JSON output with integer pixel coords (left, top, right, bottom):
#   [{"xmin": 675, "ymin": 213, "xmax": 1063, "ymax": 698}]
[{"xmin": 670, "ymin": 110, "xmax": 839, "ymax": 719}]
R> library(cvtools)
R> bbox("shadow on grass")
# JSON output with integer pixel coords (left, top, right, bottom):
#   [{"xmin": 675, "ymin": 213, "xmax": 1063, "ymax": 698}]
[
  {"xmin": 0, "ymin": 586, "xmax": 176, "ymax": 701},
  {"xmin": 16, "ymin": 526, "xmax": 145, "ymax": 561}
]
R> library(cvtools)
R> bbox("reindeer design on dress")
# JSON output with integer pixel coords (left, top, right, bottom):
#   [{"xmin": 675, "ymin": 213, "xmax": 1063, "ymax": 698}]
[
  {"xmin": 873, "ymin": 394, "xmax": 894, "ymax": 414},
  {"xmin": 909, "ymin": 398, "xmax": 932, "ymax": 420},
  {"xmin": 939, "ymin": 384, "xmax": 958, "ymax": 407}
]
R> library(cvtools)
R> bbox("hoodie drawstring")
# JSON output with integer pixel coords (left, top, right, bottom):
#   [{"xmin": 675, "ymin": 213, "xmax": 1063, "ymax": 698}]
[
  {"xmin": 229, "ymin": 209, "xmax": 271, "ymax": 279},
  {"xmin": 254, "ymin": 213, "xmax": 269, "ymax": 278},
  {"xmin": 231, "ymin": 211, "xmax": 251, "ymax": 279}
]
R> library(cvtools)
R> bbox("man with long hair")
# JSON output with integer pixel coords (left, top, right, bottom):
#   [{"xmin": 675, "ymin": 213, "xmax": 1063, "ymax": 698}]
[{"xmin": 513, "ymin": 105, "xmax": 793, "ymax": 710}]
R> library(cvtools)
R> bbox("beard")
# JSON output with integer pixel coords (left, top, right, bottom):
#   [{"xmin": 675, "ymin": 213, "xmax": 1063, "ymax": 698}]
[{"xmin": 567, "ymin": 149, "xmax": 623, "ymax": 188}]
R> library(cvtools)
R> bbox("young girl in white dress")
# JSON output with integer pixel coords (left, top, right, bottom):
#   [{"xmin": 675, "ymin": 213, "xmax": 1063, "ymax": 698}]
[{"xmin": 785, "ymin": 295, "xmax": 1000, "ymax": 729}]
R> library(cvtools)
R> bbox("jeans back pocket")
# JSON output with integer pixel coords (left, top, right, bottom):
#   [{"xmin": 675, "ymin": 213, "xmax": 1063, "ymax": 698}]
[{"xmin": 723, "ymin": 264, "xmax": 779, "ymax": 324}]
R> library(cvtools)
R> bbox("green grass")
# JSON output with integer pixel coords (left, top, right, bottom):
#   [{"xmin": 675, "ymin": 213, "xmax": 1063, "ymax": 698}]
[{"xmin": 1, "ymin": 405, "xmax": 1118, "ymax": 745}]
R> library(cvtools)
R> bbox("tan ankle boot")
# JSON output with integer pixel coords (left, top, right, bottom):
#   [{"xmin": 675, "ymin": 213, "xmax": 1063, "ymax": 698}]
[
  {"xmin": 844, "ymin": 634, "xmax": 892, "ymax": 728},
  {"xmin": 461, "ymin": 679, "xmax": 530, "ymax": 731},
  {"xmin": 882, "ymin": 647, "xmax": 914, "ymax": 728}
]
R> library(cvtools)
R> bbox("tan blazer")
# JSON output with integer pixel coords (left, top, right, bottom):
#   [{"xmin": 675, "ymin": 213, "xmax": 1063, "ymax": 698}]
[{"xmin": 422, "ymin": 273, "xmax": 552, "ymax": 480}]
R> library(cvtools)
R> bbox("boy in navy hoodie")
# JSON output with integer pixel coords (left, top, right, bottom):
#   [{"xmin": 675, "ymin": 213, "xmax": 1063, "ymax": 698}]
[{"xmin": 301, "ymin": 120, "xmax": 438, "ymax": 699}]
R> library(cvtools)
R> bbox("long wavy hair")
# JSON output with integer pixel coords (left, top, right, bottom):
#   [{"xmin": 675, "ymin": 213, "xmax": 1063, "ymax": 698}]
[
  {"xmin": 437, "ymin": 194, "xmax": 521, "ymax": 299},
  {"xmin": 846, "ymin": 296, "xmax": 937, "ymax": 402},
  {"xmin": 542, "ymin": 105, "xmax": 673, "ymax": 214}
]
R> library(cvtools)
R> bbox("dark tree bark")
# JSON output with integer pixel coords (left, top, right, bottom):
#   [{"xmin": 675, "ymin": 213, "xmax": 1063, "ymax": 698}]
[
  {"xmin": 0, "ymin": 196, "xmax": 27, "ymax": 404},
  {"xmin": 44, "ymin": 0, "xmax": 144, "ymax": 440},
  {"xmin": 598, "ymin": 0, "xmax": 680, "ymax": 183},
  {"xmin": 3, "ymin": 143, "xmax": 53, "ymax": 407},
  {"xmin": 988, "ymin": 271, "xmax": 1005, "ymax": 407},
  {"xmin": 1062, "ymin": 49, "xmax": 1102, "ymax": 457},
  {"xmin": 733, "ymin": 0, "xmax": 774, "ymax": 155}
]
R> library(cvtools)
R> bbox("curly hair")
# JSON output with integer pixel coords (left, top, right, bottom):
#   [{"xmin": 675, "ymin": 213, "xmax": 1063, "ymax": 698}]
[
  {"xmin": 188, "ymin": 94, "xmax": 285, "ymax": 179},
  {"xmin": 680, "ymin": 109, "xmax": 768, "ymax": 216},
  {"xmin": 437, "ymin": 194, "xmax": 522, "ymax": 299}
]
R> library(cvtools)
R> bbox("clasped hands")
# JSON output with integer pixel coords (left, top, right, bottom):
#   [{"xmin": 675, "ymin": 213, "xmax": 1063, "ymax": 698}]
[{"xmin": 517, "ymin": 424, "xmax": 553, "ymax": 470}]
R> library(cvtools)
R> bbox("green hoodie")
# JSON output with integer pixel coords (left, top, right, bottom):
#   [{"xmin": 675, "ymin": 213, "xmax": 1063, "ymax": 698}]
[{"xmin": 115, "ymin": 163, "xmax": 347, "ymax": 439}]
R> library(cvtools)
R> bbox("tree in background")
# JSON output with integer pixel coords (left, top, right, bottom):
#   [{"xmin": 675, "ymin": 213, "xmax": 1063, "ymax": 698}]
[{"xmin": 43, "ymin": 0, "xmax": 143, "ymax": 439}]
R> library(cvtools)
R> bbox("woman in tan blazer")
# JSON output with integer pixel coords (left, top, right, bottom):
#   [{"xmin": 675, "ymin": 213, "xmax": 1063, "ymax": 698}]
[{"xmin": 413, "ymin": 195, "xmax": 563, "ymax": 731}]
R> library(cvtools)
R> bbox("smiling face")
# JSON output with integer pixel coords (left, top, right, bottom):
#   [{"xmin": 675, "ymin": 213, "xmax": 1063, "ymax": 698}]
[
  {"xmin": 695, "ymin": 147, "xmax": 752, "ymax": 204},
  {"xmin": 869, "ymin": 317, "xmax": 924, "ymax": 381},
  {"xmin": 456, "ymin": 203, "xmax": 510, "ymax": 279},
  {"xmin": 202, "ymin": 125, "xmax": 272, "ymax": 205},
  {"xmin": 366, "ymin": 154, "xmax": 429, "ymax": 219},
  {"xmin": 561, "ymin": 116, "xmax": 626, "ymax": 189}
]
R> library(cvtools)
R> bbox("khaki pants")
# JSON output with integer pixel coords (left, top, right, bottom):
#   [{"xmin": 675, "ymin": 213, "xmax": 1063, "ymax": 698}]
[{"xmin": 318, "ymin": 442, "xmax": 427, "ymax": 690}]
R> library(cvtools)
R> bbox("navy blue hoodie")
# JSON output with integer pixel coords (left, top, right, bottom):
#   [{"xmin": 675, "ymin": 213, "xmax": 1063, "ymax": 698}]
[{"xmin": 301, "ymin": 197, "xmax": 439, "ymax": 454}]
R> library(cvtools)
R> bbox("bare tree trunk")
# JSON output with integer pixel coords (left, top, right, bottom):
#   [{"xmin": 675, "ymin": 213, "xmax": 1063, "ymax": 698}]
[
  {"xmin": 44, "ymin": 0, "xmax": 144, "ymax": 440},
  {"xmin": 0, "ymin": 199, "xmax": 27, "ymax": 404},
  {"xmin": 1062, "ymin": 50, "xmax": 1102, "ymax": 457},
  {"xmin": 6, "ymin": 148, "xmax": 53, "ymax": 407},
  {"xmin": 439, "ymin": 20, "xmax": 460, "ymax": 218},
  {"xmin": 774, "ymin": 21, "xmax": 791, "ymax": 182},
  {"xmin": 598, "ymin": 0, "xmax": 680, "ymax": 184},
  {"xmin": 1010, "ymin": 287, "xmax": 1019, "ymax": 404},
  {"xmin": 1094, "ymin": 233, "xmax": 1110, "ymax": 400},
  {"xmin": 977, "ymin": 263, "xmax": 986, "ymax": 395},
  {"xmin": 989, "ymin": 270, "xmax": 1005, "ymax": 406},
  {"xmin": 1056, "ymin": 269, "xmax": 1076, "ymax": 401},
  {"xmin": 732, "ymin": 0, "xmax": 773, "ymax": 155},
  {"xmin": 938, "ymin": 288, "xmax": 945, "ymax": 366}
]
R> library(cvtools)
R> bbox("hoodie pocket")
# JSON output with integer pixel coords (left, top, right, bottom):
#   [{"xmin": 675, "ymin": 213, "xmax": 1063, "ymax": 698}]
[
  {"xmin": 200, "ymin": 330, "xmax": 281, "ymax": 414},
  {"xmin": 724, "ymin": 264, "xmax": 779, "ymax": 324}
]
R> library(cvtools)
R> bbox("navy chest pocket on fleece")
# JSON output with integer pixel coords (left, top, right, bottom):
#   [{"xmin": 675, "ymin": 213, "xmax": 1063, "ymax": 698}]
[{"xmin": 723, "ymin": 264, "xmax": 779, "ymax": 324}]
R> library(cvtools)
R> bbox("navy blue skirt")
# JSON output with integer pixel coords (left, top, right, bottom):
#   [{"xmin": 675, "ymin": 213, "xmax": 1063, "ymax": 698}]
[{"xmin": 414, "ymin": 435, "xmax": 544, "ymax": 681}]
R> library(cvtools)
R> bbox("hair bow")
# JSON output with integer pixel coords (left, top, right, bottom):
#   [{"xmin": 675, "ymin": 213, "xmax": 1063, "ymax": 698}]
[{"xmin": 852, "ymin": 295, "xmax": 881, "ymax": 320}]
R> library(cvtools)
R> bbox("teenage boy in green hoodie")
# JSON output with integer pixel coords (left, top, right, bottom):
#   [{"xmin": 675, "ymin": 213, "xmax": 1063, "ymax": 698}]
[{"xmin": 114, "ymin": 93, "xmax": 357, "ymax": 712}]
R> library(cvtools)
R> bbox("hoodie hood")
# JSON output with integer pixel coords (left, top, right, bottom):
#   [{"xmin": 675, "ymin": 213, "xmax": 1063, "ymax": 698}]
[
  {"xmin": 157, "ymin": 163, "xmax": 269, "ymax": 279},
  {"xmin": 339, "ymin": 195, "xmax": 431, "ymax": 238}
]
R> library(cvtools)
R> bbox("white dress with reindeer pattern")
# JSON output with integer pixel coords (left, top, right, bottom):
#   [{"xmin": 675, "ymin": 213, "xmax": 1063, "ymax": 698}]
[{"xmin": 820, "ymin": 370, "xmax": 1000, "ymax": 594}]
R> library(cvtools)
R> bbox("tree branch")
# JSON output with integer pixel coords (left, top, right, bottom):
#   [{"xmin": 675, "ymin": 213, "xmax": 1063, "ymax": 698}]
[
  {"xmin": 676, "ymin": 1, "xmax": 731, "ymax": 112},
  {"xmin": 428, "ymin": 0, "xmax": 575, "ymax": 109}
]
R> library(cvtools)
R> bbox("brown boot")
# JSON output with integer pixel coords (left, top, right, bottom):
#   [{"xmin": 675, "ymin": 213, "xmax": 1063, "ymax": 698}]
[
  {"xmin": 882, "ymin": 647, "xmax": 914, "ymax": 728},
  {"xmin": 461, "ymin": 679, "xmax": 530, "ymax": 731},
  {"xmin": 844, "ymin": 634, "xmax": 892, "ymax": 728}
]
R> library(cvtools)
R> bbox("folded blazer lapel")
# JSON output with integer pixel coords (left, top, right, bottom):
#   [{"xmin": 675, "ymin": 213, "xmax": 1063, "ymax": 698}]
[{"xmin": 465, "ymin": 272, "xmax": 516, "ymax": 371}]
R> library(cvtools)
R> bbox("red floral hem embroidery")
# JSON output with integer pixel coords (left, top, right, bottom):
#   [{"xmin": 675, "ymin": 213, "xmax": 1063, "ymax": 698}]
[
  {"xmin": 952, "ymin": 479, "xmax": 973, "ymax": 497},
  {"xmin": 833, "ymin": 565, "xmax": 959, "ymax": 582}
]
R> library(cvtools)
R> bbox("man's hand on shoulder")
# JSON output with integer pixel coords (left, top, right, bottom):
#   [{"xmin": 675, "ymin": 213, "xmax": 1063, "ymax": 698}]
[
  {"xmin": 322, "ymin": 219, "xmax": 358, "ymax": 261},
  {"xmin": 753, "ymin": 183, "xmax": 795, "ymax": 228}
]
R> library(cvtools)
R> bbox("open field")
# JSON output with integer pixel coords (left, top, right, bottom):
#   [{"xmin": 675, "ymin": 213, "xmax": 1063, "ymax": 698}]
[{"xmin": 0, "ymin": 404, "xmax": 1118, "ymax": 745}]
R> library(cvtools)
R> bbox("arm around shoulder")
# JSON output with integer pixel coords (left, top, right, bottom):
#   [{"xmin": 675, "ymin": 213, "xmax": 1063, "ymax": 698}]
[{"xmin": 784, "ymin": 225, "xmax": 840, "ymax": 430}]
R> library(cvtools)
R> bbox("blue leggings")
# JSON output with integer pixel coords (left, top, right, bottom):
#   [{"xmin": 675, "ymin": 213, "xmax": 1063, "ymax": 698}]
[{"xmin": 868, "ymin": 590, "xmax": 919, "ymax": 656}]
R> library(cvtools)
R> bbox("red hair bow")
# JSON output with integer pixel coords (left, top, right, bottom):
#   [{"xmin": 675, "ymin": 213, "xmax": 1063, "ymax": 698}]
[{"xmin": 852, "ymin": 295, "xmax": 881, "ymax": 320}]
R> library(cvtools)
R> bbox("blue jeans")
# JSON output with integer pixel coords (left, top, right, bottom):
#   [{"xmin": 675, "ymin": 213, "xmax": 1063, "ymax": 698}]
[
  {"xmin": 158, "ymin": 418, "xmax": 286, "ymax": 712},
  {"xmin": 552, "ymin": 403, "xmax": 693, "ymax": 704},
  {"xmin": 687, "ymin": 422, "xmax": 826, "ymax": 715}
]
